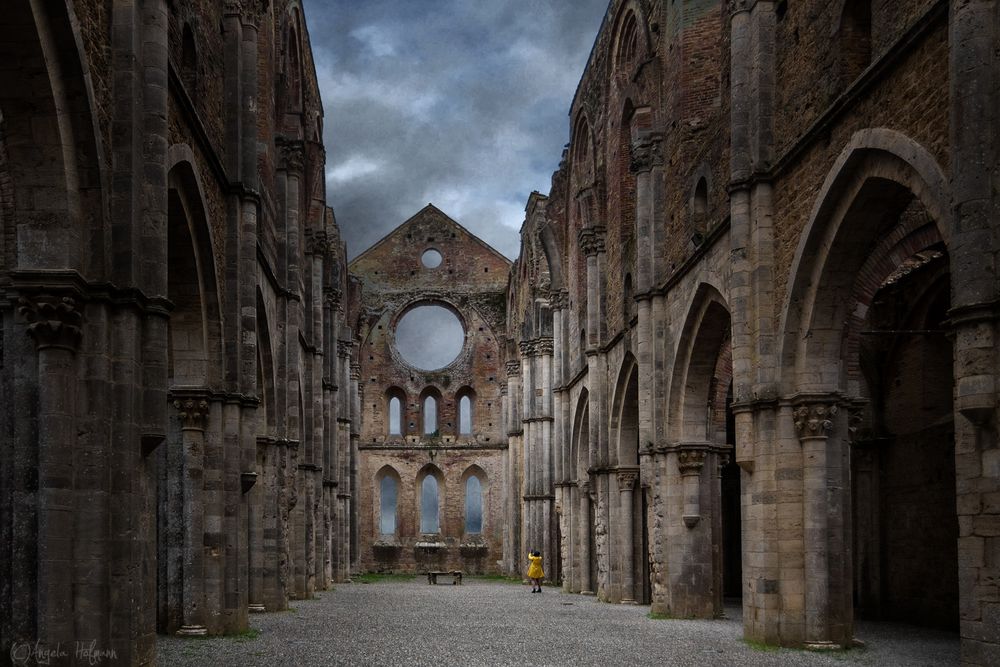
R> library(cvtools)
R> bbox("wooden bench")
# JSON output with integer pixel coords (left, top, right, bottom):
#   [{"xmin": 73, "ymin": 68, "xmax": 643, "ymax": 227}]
[{"xmin": 427, "ymin": 570, "xmax": 463, "ymax": 585}]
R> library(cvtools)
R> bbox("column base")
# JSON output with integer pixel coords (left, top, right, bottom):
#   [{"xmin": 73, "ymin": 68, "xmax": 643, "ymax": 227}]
[
  {"xmin": 581, "ymin": 590, "xmax": 595, "ymax": 596},
  {"xmin": 248, "ymin": 604, "xmax": 266, "ymax": 613},
  {"xmin": 804, "ymin": 641, "xmax": 843, "ymax": 651},
  {"xmin": 620, "ymin": 598, "xmax": 638, "ymax": 605},
  {"xmin": 176, "ymin": 625, "xmax": 208, "ymax": 637}
]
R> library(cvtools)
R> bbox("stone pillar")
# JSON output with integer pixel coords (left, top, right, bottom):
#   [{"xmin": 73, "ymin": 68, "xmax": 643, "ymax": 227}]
[
  {"xmin": 578, "ymin": 480, "xmax": 594, "ymax": 595},
  {"xmin": 505, "ymin": 361, "xmax": 523, "ymax": 575},
  {"xmin": 949, "ymin": 3, "xmax": 1000, "ymax": 665},
  {"xmin": 617, "ymin": 469, "xmax": 639, "ymax": 604},
  {"xmin": 173, "ymin": 397, "xmax": 210, "ymax": 636},
  {"xmin": 350, "ymin": 363, "xmax": 361, "ymax": 575},
  {"xmin": 792, "ymin": 398, "xmax": 850, "ymax": 649},
  {"xmin": 16, "ymin": 296, "xmax": 82, "ymax": 645}
]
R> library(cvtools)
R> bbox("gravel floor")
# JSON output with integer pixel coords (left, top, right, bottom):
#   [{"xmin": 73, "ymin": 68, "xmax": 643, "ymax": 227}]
[{"xmin": 156, "ymin": 579, "xmax": 959, "ymax": 667}]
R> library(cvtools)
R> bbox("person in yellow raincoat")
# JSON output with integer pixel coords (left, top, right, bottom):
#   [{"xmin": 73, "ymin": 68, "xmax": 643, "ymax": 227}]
[{"xmin": 527, "ymin": 550, "xmax": 544, "ymax": 593}]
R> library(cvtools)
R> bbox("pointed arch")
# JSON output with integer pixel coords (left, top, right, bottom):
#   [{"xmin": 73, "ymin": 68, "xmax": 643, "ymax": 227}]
[
  {"xmin": 461, "ymin": 465, "xmax": 489, "ymax": 534},
  {"xmin": 0, "ymin": 0, "xmax": 107, "ymax": 275},
  {"xmin": 455, "ymin": 386, "xmax": 476, "ymax": 436},
  {"xmin": 611, "ymin": 2, "xmax": 652, "ymax": 80},
  {"xmin": 416, "ymin": 464, "xmax": 444, "ymax": 534},
  {"xmin": 571, "ymin": 389, "xmax": 591, "ymax": 480},
  {"xmin": 375, "ymin": 465, "xmax": 402, "ymax": 536},
  {"xmin": 778, "ymin": 128, "xmax": 952, "ymax": 395},
  {"xmin": 669, "ymin": 283, "xmax": 732, "ymax": 443},
  {"xmin": 256, "ymin": 287, "xmax": 276, "ymax": 435},
  {"xmin": 385, "ymin": 386, "xmax": 407, "ymax": 437},
  {"xmin": 610, "ymin": 354, "xmax": 640, "ymax": 466},
  {"xmin": 166, "ymin": 150, "xmax": 224, "ymax": 387}
]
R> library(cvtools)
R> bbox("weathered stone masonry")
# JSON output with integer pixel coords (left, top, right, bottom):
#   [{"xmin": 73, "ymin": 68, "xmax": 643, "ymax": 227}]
[
  {"xmin": 506, "ymin": 0, "xmax": 999, "ymax": 665},
  {"xmin": 1, "ymin": 1, "xmax": 999, "ymax": 666},
  {"xmin": 1, "ymin": 1, "xmax": 354, "ymax": 663}
]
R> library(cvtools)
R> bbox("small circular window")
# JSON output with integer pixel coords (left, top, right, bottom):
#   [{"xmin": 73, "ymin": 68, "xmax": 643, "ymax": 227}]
[
  {"xmin": 421, "ymin": 249, "xmax": 443, "ymax": 269},
  {"xmin": 394, "ymin": 304, "xmax": 464, "ymax": 370}
]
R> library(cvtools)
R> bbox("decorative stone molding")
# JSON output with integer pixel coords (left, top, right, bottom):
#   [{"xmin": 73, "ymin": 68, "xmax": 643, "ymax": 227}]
[
  {"xmin": 630, "ymin": 133, "xmax": 665, "ymax": 174},
  {"xmin": 325, "ymin": 288, "xmax": 343, "ymax": 311},
  {"xmin": 17, "ymin": 295, "xmax": 83, "ymax": 352},
  {"xmin": 498, "ymin": 384, "xmax": 508, "ymax": 397},
  {"xmin": 616, "ymin": 470, "xmax": 639, "ymax": 492},
  {"xmin": 350, "ymin": 363, "xmax": 361, "ymax": 382},
  {"xmin": 677, "ymin": 450, "xmax": 707, "ymax": 476},
  {"xmin": 534, "ymin": 337, "xmax": 554, "ymax": 356},
  {"xmin": 337, "ymin": 340, "xmax": 353, "ymax": 358},
  {"xmin": 550, "ymin": 289, "xmax": 570, "ymax": 311},
  {"xmin": 172, "ymin": 399, "xmax": 210, "ymax": 431},
  {"xmin": 277, "ymin": 138, "xmax": 305, "ymax": 173},
  {"xmin": 305, "ymin": 230, "xmax": 328, "ymax": 256},
  {"xmin": 577, "ymin": 225, "xmax": 607, "ymax": 257},
  {"xmin": 505, "ymin": 360, "xmax": 521, "ymax": 377},
  {"xmin": 793, "ymin": 401, "xmax": 839, "ymax": 440}
]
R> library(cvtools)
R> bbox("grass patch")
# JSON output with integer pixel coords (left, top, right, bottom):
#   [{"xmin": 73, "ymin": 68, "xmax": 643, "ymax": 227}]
[
  {"xmin": 229, "ymin": 628, "xmax": 260, "ymax": 643},
  {"xmin": 646, "ymin": 611, "xmax": 674, "ymax": 620},
  {"xmin": 353, "ymin": 572, "xmax": 417, "ymax": 584},
  {"xmin": 743, "ymin": 639, "xmax": 781, "ymax": 653}
]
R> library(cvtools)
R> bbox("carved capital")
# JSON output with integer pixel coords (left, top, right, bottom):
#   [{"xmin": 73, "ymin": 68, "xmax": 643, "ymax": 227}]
[
  {"xmin": 847, "ymin": 400, "xmax": 866, "ymax": 446},
  {"xmin": 350, "ymin": 363, "xmax": 361, "ymax": 382},
  {"xmin": 499, "ymin": 384, "xmax": 508, "ymax": 397},
  {"xmin": 337, "ymin": 340, "xmax": 353, "ymax": 358},
  {"xmin": 224, "ymin": 0, "xmax": 244, "ymax": 16},
  {"xmin": 630, "ymin": 133, "xmax": 665, "ymax": 174},
  {"xmin": 534, "ymin": 337, "xmax": 554, "ymax": 357},
  {"xmin": 18, "ymin": 295, "xmax": 83, "ymax": 352},
  {"xmin": 793, "ymin": 401, "xmax": 839, "ymax": 440},
  {"xmin": 550, "ymin": 289, "xmax": 570, "ymax": 311},
  {"xmin": 277, "ymin": 138, "xmax": 305, "ymax": 173},
  {"xmin": 305, "ymin": 230, "xmax": 328, "ymax": 256},
  {"xmin": 577, "ymin": 225, "xmax": 607, "ymax": 257},
  {"xmin": 173, "ymin": 399, "xmax": 210, "ymax": 431},
  {"xmin": 325, "ymin": 288, "xmax": 343, "ymax": 310},
  {"xmin": 677, "ymin": 450, "xmax": 707, "ymax": 476},
  {"xmin": 616, "ymin": 470, "xmax": 639, "ymax": 491},
  {"xmin": 506, "ymin": 360, "xmax": 521, "ymax": 378}
]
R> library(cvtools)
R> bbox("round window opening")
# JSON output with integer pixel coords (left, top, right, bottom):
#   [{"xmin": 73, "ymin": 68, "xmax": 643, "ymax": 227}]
[
  {"xmin": 421, "ymin": 249, "xmax": 443, "ymax": 269},
  {"xmin": 394, "ymin": 304, "xmax": 465, "ymax": 370}
]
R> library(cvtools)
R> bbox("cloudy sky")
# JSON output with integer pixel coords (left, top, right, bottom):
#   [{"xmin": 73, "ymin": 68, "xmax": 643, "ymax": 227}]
[{"xmin": 303, "ymin": 0, "xmax": 610, "ymax": 260}]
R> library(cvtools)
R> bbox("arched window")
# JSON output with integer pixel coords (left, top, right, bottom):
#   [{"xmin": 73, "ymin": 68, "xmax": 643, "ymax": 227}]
[
  {"xmin": 380, "ymin": 475, "xmax": 397, "ymax": 534},
  {"xmin": 616, "ymin": 10, "xmax": 640, "ymax": 75},
  {"xmin": 286, "ymin": 26, "xmax": 303, "ymax": 113},
  {"xmin": 423, "ymin": 394, "xmax": 438, "ymax": 435},
  {"xmin": 420, "ymin": 475, "xmax": 440, "ymax": 533},
  {"xmin": 465, "ymin": 476, "xmax": 483, "ymax": 534},
  {"xmin": 389, "ymin": 396, "xmax": 402, "ymax": 435},
  {"xmin": 459, "ymin": 395, "xmax": 472, "ymax": 434}
]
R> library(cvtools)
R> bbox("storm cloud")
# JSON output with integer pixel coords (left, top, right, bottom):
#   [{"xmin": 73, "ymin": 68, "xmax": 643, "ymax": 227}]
[{"xmin": 303, "ymin": 0, "xmax": 610, "ymax": 260}]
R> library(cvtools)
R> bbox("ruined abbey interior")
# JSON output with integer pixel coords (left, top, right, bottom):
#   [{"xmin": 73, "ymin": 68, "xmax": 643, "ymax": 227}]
[{"xmin": 1, "ymin": 0, "xmax": 999, "ymax": 665}]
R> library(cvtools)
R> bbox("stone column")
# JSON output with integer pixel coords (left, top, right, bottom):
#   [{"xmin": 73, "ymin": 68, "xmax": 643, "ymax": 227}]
[
  {"xmin": 793, "ymin": 399, "xmax": 841, "ymax": 649},
  {"xmin": 617, "ymin": 470, "xmax": 639, "ymax": 604},
  {"xmin": 173, "ymin": 397, "xmax": 210, "ymax": 636},
  {"xmin": 578, "ymin": 480, "xmax": 593, "ymax": 595},
  {"xmin": 17, "ymin": 296, "xmax": 82, "ymax": 645},
  {"xmin": 505, "ymin": 361, "xmax": 522, "ymax": 575},
  {"xmin": 350, "ymin": 363, "xmax": 361, "ymax": 575}
]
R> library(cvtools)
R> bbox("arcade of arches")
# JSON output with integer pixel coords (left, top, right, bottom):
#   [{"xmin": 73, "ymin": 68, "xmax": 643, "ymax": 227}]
[{"xmin": 0, "ymin": 1, "xmax": 998, "ymax": 666}]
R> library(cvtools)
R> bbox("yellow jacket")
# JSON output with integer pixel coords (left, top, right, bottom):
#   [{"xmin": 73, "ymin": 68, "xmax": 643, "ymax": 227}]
[{"xmin": 527, "ymin": 554, "xmax": 544, "ymax": 579}]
